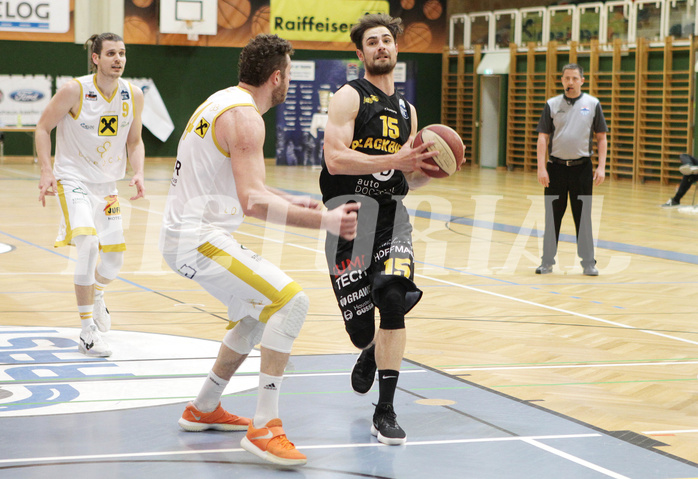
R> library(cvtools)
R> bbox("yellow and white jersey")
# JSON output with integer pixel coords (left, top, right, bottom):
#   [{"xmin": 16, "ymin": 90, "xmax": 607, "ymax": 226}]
[
  {"xmin": 54, "ymin": 74, "xmax": 135, "ymax": 183},
  {"xmin": 160, "ymin": 86, "xmax": 258, "ymax": 254}
]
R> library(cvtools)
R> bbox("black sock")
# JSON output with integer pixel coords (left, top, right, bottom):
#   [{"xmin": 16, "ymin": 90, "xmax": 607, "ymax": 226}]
[{"xmin": 377, "ymin": 369, "xmax": 400, "ymax": 405}]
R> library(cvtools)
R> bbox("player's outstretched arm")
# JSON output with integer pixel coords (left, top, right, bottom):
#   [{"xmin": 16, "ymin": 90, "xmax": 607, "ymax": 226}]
[{"xmin": 221, "ymin": 107, "xmax": 358, "ymax": 239}]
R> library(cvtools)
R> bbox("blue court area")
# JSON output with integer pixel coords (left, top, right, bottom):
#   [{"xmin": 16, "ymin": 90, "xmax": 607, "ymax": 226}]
[{"xmin": 1, "ymin": 328, "xmax": 697, "ymax": 479}]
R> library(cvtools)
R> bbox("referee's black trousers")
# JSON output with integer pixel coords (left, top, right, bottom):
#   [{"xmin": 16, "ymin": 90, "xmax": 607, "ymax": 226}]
[{"xmin": 542, "ymin": 159, "xmax": 596, "ymax": 266}]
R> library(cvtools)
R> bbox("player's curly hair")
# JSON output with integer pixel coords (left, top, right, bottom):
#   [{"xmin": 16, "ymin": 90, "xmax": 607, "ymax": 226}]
[
  {"xmin": 239, "ymin": 34, "xmax": 294, "ymax": 87},
  {"xmin": 85, "ymin": 33, "xmax": 124, "ymax": 73},
  {"xmin": 350, "ymin": 13, "xmax": 403, "ymax": 51}
]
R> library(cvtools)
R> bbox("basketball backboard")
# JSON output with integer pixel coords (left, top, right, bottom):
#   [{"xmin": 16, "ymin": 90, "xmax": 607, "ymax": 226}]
[{"xmin": 159, "ymin": 0, "xmax": 217, "ymax": 36}]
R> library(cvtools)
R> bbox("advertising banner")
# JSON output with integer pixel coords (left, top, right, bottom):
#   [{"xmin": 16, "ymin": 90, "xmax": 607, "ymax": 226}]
[
  {"xmin": 275, "ymin": 59, "xmax": 415, "ymax": 166},
  {"xmin": 0, "ymin": 75, "xmax": 52, "ymax": 126},
  {"xmin": 0, "ymin": 0, "xmax": 70, "ymax": 33},
  {"xmin": 270, "ymin": 0, "xmax": 389, "ymax": 42},
  {"xmin": 120, "ymin": 0, "xmax": 447, "ymax": 53}
]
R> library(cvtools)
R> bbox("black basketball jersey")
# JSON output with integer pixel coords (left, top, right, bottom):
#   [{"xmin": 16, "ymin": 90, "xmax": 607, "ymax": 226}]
[{"xmin": 319, "ymin": 78, "xmax": 412, "ymax": 211}]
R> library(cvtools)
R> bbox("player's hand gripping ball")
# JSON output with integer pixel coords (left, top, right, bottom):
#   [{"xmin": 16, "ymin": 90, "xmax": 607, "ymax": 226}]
[{"xmin": 413, "ymin": 124, "xmax": 466, "ymax": 178}]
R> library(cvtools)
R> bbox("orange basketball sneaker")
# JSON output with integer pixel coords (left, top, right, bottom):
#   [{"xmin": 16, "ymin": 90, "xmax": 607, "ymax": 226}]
[
  {"xmin": 178, "ymin": 402, "xmax": 250, "ymax": 432},
  {"xmin": 240, "ymin": 418, "xmax": 307, "ymax": 466}
]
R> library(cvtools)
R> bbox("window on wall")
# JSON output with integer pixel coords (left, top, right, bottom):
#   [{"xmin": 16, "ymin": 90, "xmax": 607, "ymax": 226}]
[
  {"xmin": 470, "ymin": 13, "xmax": 492, "ymax": 49},
  {"xmin": 520, "ymin": 8, "xmax": 544, "ymax": 44},
  {"xmin": 578, "ymin": 3, "xmax": 603, "ymax": 43},
  {"xmin": 635, "ymin": 0, "xmax": 664, "ymax": 41},
  {"xmin": 494, "ymin": 10, "xmax": 518, "ymax": 49},
  {"xmin": 666, "ymin": 0, "xmax": 696, "ymax": 39},
  {"xmin": 547, "ymin": 6, "xmax": 575, "ymax": 43},
  {"xmin": 450, "ymin": 14, "xmax": 466, "ymax": 51},
  {"xmin": 606, "ymin": 1, "xmax": 631, "ymax": 42}
]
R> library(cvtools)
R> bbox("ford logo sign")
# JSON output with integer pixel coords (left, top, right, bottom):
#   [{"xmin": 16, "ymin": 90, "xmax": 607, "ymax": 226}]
[{"xmin": 10, "ymin": 90, "xmax": 44, "ymax": 102}]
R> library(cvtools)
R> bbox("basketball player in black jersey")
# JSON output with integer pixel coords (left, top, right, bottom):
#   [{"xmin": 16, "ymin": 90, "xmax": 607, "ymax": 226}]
[{"xmin": 320, "ymin": 13, "xmax": 439, "ymax": 445}]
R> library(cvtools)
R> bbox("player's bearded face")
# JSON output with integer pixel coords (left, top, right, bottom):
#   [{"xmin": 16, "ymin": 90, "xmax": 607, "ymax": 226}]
[
  {"xmin": 365, "ymin": 51, "xmax": 396, "ymax": 76},
  {"xmin": 271, "ymin": 58, "xmax": 291, "ymax": 107},
  {"xmin": 271, "ymin": 74, "xmax": 288, "ymax": 106}
]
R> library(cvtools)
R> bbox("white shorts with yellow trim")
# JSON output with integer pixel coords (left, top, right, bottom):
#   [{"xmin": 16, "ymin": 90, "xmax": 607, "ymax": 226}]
[
  {"xmin": 55, "ymin": 179, "xmax": 125, "ymax": 252},
  {"xmin": 162, "ymin": 231, "xmax": 302, "ymax": 327}
]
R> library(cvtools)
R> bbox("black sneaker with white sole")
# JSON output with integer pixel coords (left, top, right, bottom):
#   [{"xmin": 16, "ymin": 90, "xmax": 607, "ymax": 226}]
[
  {"xmin": 371, "ymin": 403, "xmax": 406, "ymax": 445},
  {"xmin": 351, "ymin": 344, "xmax": 376, "ymax": 395}
]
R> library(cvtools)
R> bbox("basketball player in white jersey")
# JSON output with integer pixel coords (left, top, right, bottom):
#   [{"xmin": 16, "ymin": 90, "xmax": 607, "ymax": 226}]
[
  {"xmin": 160, "ymin": 34, "xmax": 358, "ymax": 466},
  {"xmin": 36, "ymin": 33, "xmax": 145, "ymax": 357}
]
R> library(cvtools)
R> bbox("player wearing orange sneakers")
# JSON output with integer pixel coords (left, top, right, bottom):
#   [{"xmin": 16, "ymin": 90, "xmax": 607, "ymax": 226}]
[{"xmin": 160, "ymin": 34, "xmax": 359, "ymax": 466}]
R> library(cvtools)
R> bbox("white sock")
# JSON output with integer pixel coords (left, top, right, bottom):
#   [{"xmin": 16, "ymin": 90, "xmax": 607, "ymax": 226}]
[
  {"xmin": 193, "ymin": 371, "xmax": 229, "ymax": 412},
  {"xmin": 253, "ymin": 373, "xmax": 283, "ymax": 428},
  {"xmin": 94, "ymin": 281, "xmax": 106, "ymax": 299},
  {"xmin": 78, "ymin": 305, "xmax": 95, "ymax": 330}
]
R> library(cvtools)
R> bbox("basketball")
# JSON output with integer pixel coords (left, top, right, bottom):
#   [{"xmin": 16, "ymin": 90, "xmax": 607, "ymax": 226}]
[
  {"xmin": 413, "ymin": 124, "xmax": 465, "ymax": 178},
  {"xmin": 124, "ymin": 15, "xmax": 153, "ymax": 44},
  {"xmin": 218, "ymin": 0, "xmax": 251, "ymax": 30},
  {"xmin": 400, "ymin": 0, "xmax": 415, "ymax": 10},
  {"xmin": 402, "ymin": 22, "xmax": 432, "ymax": 51},
  {"xmin": 423, "ymin": 0, "xmax": 444, "ymax": 21},
  {"xmin": 132, "ymin": 0, "xmax": 154, "ymax": 8},
  {"xmin": 251, "ymin": 6, "xmax": 270, "ymax": 36}
]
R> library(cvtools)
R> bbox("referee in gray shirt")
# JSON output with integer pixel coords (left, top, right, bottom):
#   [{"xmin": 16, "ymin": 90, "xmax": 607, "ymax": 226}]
[{"xmin": 535, "ymin": 63, "xmax": 608, "ymax": 276}]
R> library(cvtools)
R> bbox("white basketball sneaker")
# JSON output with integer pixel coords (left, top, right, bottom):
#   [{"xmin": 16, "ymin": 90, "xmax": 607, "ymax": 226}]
[
  {"xmin": 93, "ymin": 293, "xmax": 111, "ymax": 333},
  {"xmin": 79, "ymin": 325, "xmax": 112, "ymax": 357}
]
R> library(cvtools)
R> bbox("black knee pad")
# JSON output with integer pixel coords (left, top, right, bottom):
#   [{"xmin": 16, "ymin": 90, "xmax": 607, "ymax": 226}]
[
  {"xmin": 346, "ymin": 322, "xmax": 374, "ymax": 349},
  {"xmin": 374, "ymin": 281, "xmax": 407, "ymax": 330}
]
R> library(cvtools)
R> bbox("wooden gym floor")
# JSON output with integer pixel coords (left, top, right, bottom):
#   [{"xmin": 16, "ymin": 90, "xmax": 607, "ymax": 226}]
[{"xmin": 0, "ymin": 157, "xmax": 697, "ymax": 477}]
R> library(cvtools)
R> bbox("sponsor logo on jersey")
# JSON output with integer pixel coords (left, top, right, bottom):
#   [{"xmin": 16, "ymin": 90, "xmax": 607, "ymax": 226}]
[
  {"xmin": 333, "ymin": 254, "xmax": 367, "ymax": 275},
  {"xmin": 178, "ymin": 264, "xmax": 197, "ymax": 279},
  {"xmin": 363, "ymin": 94, "xmax": 380, "ymax": 104},
  {"xmin": 334, "ymin": 268, "xmax": 367, "ymax": 289},
  {"xmin": 580, "ymin": 106, "xmax": 590, "ymax": 116},
  {"xmin": 338, "ymin": 285, "xmax": 371, "ymax": 308},
  {"xmin": 351, "ymin": 137, "xmax": 401, "ymax": 153},
  {"xmin": 9, "ymin": 89, "xmax": 44, "ymax": 102},
  {"xmin": 195, "ymin": 118, "xmax": 210, "ymax": 139},
  {"xmin": 121, "ymin": 89, "xmax": 130, "ymax": 101},
  {"xmin": 103, "ymin": 195, "xmax": 120, "ymax": 216},
  {"xmin": 399, "ymin": 98, "xmax": 409, "ymax": 119},
  {"xmin": 85, "ymin": 91, "xmax": 98, "ymax": 101},
  {"xmin": 372, "ymin": 170, "xmax": 394, "ymax": 182},
  {"xmin": 80, "ymin": 123, "xmax": 94, "ymax": 130},
  {"xmin": 99, "ymin": 116, "xmax": 118, "ymax": 136},
  {"xmin": 356, "ymin": 302, "xmax": 374, "ymax": 316}
]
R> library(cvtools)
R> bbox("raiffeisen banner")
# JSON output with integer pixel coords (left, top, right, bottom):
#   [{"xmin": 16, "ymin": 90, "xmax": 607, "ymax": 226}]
[
  {"xmin": 270, "ymin": 0, "xmax": 389, "ymax": 42},
  {"xmin": 0, "ymin": 0, "xmax": 70, "ymax": 33}
]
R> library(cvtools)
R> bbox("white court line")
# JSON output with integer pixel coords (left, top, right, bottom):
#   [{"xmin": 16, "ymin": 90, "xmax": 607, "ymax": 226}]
[
  {"xmin": 443, "ymin": 360, "xmax": 698, "ymax": 373},
  {"xmin": 0, "ymin": 369, "xmax": 426, "ymax": 386},
  {"xmin": 129, "ymin": 201, "xmax": 698, "ymax": 350},
  {"xmin": 643, "ymin": 429, "xmax": 698, "ymax": 435},
  {"xmin": 415, "ymin": 273, "xmax": 698, "ymax": 347},
  {"xmin": 0, "ymin": 433, "xmax": 601, "ymax": 465},
  {"xmin": 522, "ymin": 438, "xmax": 631, "ymax": 479}
]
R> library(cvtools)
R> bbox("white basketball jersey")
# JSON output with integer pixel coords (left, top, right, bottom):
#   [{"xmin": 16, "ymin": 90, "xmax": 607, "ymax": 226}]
[
  {"xmin": 54, "ymin": 74, "xmax": 135, "ymax": 183},
  {"xmin": 160, "ymin": 86, "xmax": 258, "ymax": 254}
]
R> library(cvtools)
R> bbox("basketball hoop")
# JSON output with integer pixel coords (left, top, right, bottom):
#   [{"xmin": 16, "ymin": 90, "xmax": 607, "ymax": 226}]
[
  {"xmin": 160, "ymin": 0, "xmax": 215, "ymax": 41},
  {"xmin": 185, "ymin": 20, "xmax": 199, "ymax": 41}
]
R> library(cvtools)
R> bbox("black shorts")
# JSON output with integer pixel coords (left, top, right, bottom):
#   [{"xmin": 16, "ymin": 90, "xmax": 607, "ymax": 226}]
[{"xmin": 325, "ymin": 221, "xmax": 422, "ymax": 338}]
